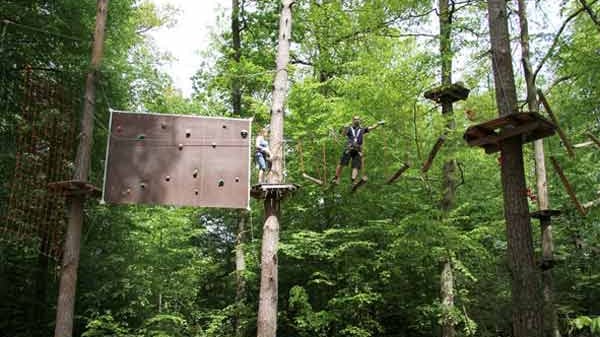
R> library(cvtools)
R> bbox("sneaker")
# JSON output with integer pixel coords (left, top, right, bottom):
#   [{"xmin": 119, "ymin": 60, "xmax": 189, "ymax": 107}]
[{"xmin": 330, "ymin": 176, "xmax": 339, "ymax": 185}]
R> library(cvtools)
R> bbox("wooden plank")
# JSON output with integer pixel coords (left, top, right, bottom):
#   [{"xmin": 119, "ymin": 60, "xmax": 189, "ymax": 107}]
[
  {"xmin": 574, "ymin": 141, "xmax": 595, "ymax": 148},
  {"xmin": 386, "ymin": 163, "xmax": 410, "ymax": 184},
  {"xmin": 587, "ymin": 132, "xmax": 600, "ymax": 149},
  {"xmin": 537, "ymin": 89, "xmax": 576, "ymax": 158},
  {"xmin": 422, "ymin": 135, "xmax": 446, "ymax": 173},
  {"xmin": 351, "ymin": 176, "xmax": 368, "ymax": 193},
  {"xmin": 549, "ymin": 156, "xmax": 587, "ymax": 216},
  {"xmin": 302, "ymin": 173, "xmax": 323, "ymax": 185}
]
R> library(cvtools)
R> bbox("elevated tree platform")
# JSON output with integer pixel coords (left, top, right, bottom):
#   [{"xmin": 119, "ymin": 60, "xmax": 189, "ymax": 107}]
[
  {"xmin": 463, "ymin": 112, "xmax": 556, "ymax": 154},
  {"xmin": 250, "ymin": 183, "xmax": 300, "ymax": 200},
  {"xmin": 424, "ymin": 82, "xmax": 470, "ymax": 104},
  {"xmin": 48, "ymin": 180, "xmax": 101, "ymax": 198}
]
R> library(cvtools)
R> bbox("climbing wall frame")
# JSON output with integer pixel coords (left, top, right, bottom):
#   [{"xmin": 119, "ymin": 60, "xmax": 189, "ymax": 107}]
[{"xmin": 102, "ymin": 111, "xmax": 252, "ymax": 209}]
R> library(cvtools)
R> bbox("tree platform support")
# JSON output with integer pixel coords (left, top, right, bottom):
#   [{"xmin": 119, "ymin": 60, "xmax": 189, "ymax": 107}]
[
  {"xmin": 48, "ymin": 180, "xmax": 101, "ymax": 198},
  {"xmin": 463, "ymin": 112, "xmax": 555, "ymax": 154},
  {"xmin": 387, "ymin": 163, "xmax": 410, "ymax": 184},
  {"xmin": 537, "ymin": 89, "xmax": 576, "ymax": 158},
  {"xmin": 250, "ymin": 183, "xmax": 299, "ymax": 200},
  {"xmin": 424, "ymin": 82, "xmax": 470, "ymax": 104},
  {"xmin": 530, "ymin": 209, "xmax": 561, "ymax": 220}
]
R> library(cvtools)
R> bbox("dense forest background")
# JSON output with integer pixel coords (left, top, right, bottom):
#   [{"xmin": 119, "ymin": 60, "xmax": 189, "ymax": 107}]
[{"xmin": 1, "ymin": 0, "xmax": 599, "ymax": 336}]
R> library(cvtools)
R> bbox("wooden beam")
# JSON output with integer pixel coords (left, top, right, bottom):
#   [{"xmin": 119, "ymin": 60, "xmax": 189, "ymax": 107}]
[
  {"xmin": 422, "ymin": 135, "xmax": 446, "ymax": 173},
  {"xmin": 587, "ymin": 132, "xmax": 600, "ymax": 149},
  {"xmin": 302, "ymin": 173, "xmax": 323, "ymax": 185},
  {"xmin": 537, "ymin": 89, "xmax": 576, "ymax": 158},
  {"xmin": 386, "ymin": 163, "xmax": 410, "ymax": 184},
  {"xmin": 351, "ymin": 176, "xmax": 368, "ymax": 193},
  {"xmin": 549, "ymin": 156, "xmax": 587, "ymax": 216},
  {"xmin": 574, "ymin": 141, "xmax": 594, "ymax": 148},
  {"xmin": 583, "ymin": 197, "xmax": 600, "ymax": 210}
]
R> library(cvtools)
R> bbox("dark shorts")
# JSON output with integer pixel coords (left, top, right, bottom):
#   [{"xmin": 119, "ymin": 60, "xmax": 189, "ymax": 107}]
[
  {"xmin": 339, "ymin": 148, "xmax": 362, "ymax": 169},
  {"xmin": 255, "ymin": 152, "xmax": 271, "ymax": 171}
]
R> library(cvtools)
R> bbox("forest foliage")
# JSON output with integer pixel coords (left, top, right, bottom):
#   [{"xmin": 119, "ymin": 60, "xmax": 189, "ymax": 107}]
[{"xmin": 0, "ymin": 1, "xmax": 599, "ymax": 337}]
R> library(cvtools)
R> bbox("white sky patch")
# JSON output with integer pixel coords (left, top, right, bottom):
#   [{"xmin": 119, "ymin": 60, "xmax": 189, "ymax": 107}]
[{"xmin": 149, "ymin": 0, "xmax": 230, "ymax": 97}]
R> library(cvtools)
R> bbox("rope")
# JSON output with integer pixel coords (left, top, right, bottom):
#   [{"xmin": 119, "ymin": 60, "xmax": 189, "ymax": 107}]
[{"xmin": 1, "ymin": 19, "xmax": 84, "ymax": 42}]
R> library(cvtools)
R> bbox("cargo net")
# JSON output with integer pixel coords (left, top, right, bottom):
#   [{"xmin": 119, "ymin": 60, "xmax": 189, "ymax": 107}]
[{"xmin": 0, "ymin": 69, "xmax": 79, "ymax": 260}]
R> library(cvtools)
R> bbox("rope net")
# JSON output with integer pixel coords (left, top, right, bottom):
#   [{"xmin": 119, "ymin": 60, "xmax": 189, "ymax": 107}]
[{"xmin": 1, "ymin": 68, "xmax": 79, "ymax": 260}]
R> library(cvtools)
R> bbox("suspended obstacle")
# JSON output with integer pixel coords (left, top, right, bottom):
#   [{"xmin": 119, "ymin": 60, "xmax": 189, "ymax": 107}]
[
  {"xmin": 424, "ymin": 82, "xmax": 471, "ymax": 105},
  {"xmin": 351, "ymin": 176, "xmax": 368, "ymax": 193},
  {"xmin": 537, "ymin": 89, "xmax": 575, "ymax": 158},
  {"xmin": 549, "ymin": 156, "xmax": 587, "ymax": 216},
  {"xmin": 387, "ymin": 163, "xmax": 410, "ymax": 184},
  {"xmin": 464, "ymin": 112, "xmax": 555, "ymax": 154},
  {"xmin": 421, "ymin": 135, "xmax": 446, "ymax": 173},
  {"xmin": 302, "ymin": 173, "xmax": 323, "ymax": 185}
]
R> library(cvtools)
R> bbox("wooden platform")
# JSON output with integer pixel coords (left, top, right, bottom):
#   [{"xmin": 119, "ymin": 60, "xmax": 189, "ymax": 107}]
[
  {"xmin": 463, "ymin": 112, "xmax": 556, "ymax": 154},
  {"xmin": 250, "ymin": 183, "xmax": 300, "ymax": 200},
  {"xmin": 424, "ymin": 82, "xmax": 470, "ymax": 104},
  {"xmin": 47, "ymin": 180, "xmax": 101, "ymax": 198},
  {"xmin": 530, "ymin": 209, "xmax": 561, "ymax": 220}
]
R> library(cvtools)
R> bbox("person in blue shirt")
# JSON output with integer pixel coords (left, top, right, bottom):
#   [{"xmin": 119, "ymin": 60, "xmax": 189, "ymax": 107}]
[
  {"xmin": 331, "ymin": 116, "xmax": 384, "ymax": 185},
  {"xmin": 255, "ymin": 125, "xmax": 272, "ymax": 183}
]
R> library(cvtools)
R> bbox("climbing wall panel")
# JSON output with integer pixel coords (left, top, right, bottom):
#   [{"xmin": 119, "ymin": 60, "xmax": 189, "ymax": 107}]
[{"xmin": 102, "ymin": 111, "xmax": 252, "ymax": 209}]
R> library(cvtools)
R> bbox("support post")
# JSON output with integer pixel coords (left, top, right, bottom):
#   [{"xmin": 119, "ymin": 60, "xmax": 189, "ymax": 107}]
[
  {"xmin": 487, "ymin": 1, "xmax": 544, "ymax": 336},
  {"xmin": 516, "ymin": 1, "xmax": 561, "ymax": 335},
  {"xmin": 54, "ymin": 1, "xmax": 109, "ymax": 337},
  {"xmin": 256, "ymin": 2, "xmax": 293, "ymax": 337}
]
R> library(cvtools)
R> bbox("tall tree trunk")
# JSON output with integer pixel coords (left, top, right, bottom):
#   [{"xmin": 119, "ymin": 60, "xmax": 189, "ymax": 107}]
[
  {"xmin": 487, "ymin": 1, "xmax": 543, "ymax": 337},
  {"xmin": 256, "ymin": 1, "xmax": 293, "ymax": 337},
  {"xmin": 231, "ymin": 2, "xmax": 247, "ymax": 336},
  {"xmin": 232, "ymin": 0, "xmax": 242, "ymax": 116},
  {"xmin": 235, "ymin": 211, "xmax": 247, "ymax": 337},
  {"xmin": 516, "ymin": 1, "xmax": 560, "ymax": 336},
  {"xmin": 439, "ymin": 2, "xmax": 456, "ymax": 337},
  {"xmin": 54, "ymin": 1, "xmax": 108, "ymax": 337}
]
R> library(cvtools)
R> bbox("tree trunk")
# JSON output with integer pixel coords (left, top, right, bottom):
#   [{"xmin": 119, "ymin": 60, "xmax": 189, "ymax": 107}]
[
  {"xmin": 487, "ymin": 1, "xmax": 544, "ymax": 337},
  {"xmin": 54, "ymin": 1, "xmax": 109, "ymax": 337},
  {"xmin": 235, "ymin": 211, "xmax": 247, "ymax": 337},
  {"xmin": 439, "ymin": 2, "xmax": 456, "ymax": 336},
  {"xmin": 256, "ymin": 2, "xmax": 293, "ymax": 337},
  {"xmin": 516, "ymin": 1, "xmax": 560, "ymax": 336},
  {"xmin": 231, "ymin": 2, "xmax": 247, "ymax": 336},
  {"xmin": 232, "ymin": 0, "xmax": 242, "ymax": 116}
]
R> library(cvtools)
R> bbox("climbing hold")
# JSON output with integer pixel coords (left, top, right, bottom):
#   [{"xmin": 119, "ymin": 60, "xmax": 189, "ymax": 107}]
[
  {"xmin": 240, "ymin": 130, "xmax": 248, "ymax": 138},
  {"xmin": 212, "ymin": 142, "xmax": 217, "ymax": 148},
  {"xmin": 137, "ymin": 134, "xmax": 145, "ymax": 140},
  {"xmin": 185, "ymin": 129, "xmax": 191, "ymax": 138},
  {"xmin": 165, "ymin": 176, "xmax": 171, "ymax": 182},
  {"xmin": 193, "ymin": 169, "xmax": 199, "ymax": 178},
  {"xmin": 218, "ymin": 179, "xmax": 225, "ymax": 187},
  {"xmin": 178, "ymin": 144, "xmax": 184, "ymax": 150}
]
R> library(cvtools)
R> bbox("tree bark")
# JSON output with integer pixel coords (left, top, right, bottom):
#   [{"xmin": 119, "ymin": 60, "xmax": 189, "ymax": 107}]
[
  {"xmin": 232, "ymin": 0, "xmax": 242, "ymax": 116},
  {"xmin": 487, "ymin": 1, "xmax": 544, "ymax": 337},
  {"xmin": 54, "ymin": 1, "xmax": 109, "ymax": 337},
  {"xmin": 231, "ymin": 2, "xmax": 246, "ymax": 336},
  {"xmin": 438, "ymin": 1, "xmax": 456, "ymax": 337},
  {"xmin": 235, "ymin": 210, "xmax": 247, "ymax": 337},
  {"xmin": 256, "ymin": 1, "xmax": 293, "ymax": 337},
  {"xmin": 516, "ymin": 1, "xmax": 560, "ymax": 336}
]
